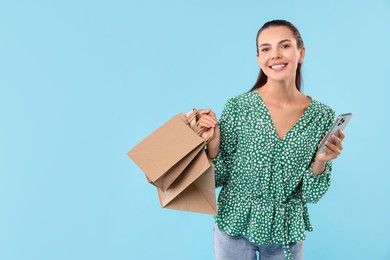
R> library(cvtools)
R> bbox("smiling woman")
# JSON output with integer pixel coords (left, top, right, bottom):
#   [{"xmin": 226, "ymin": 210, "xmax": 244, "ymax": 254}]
[
  {"xmin": 251, "ymin": 20, "xmax": 305, "ymax": 92},
  {"xmin": 197, "ymin": 19, "xmax": 346, "ymax": 260},
  {"xmin": 259, "ymin": 39, "xmax": 295, "ymax": 72}
]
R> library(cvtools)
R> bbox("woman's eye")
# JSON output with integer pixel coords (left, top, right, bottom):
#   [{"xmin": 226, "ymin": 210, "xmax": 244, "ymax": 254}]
[
  {"xmin": 281, "ymin": 44, "xmax": 290, "ymax": 49},
  {"xmin": 261, "ymin": 48, "xmax": 269, "ymax": 52}
]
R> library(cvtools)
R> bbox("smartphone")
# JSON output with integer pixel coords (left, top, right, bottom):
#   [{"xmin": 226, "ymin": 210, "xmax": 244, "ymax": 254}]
[{"xmin": 316, "ymin": 113, "xmax": 352, "ymax": 155}]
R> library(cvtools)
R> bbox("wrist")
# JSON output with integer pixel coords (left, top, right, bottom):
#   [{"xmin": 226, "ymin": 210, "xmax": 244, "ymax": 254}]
[
  {"xmin": 315, "ymin": 158, "xmax": 327, "ymax": 164},
  {"xmin": 312, "ymin": 159, "xmax": 327, "ymax": 176}
]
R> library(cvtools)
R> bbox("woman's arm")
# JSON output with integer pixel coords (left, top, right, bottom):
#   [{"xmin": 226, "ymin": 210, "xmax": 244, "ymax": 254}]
[
  {"xmin": 312, "ymin": 160, "xmax": 326, "ymax": 176},
  {"xmin": 197, "ymin": 98, "xmax": 238, "ymax": 188},
  {"xmin": 302, "ymin": 110, "xmax": 346, "ymax": 202}
]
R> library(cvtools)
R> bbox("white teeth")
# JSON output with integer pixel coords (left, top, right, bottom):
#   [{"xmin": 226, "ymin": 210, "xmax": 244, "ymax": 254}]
[{"xmin": 271, "ymin": 64, "xmax": 286, "ymax": 69}]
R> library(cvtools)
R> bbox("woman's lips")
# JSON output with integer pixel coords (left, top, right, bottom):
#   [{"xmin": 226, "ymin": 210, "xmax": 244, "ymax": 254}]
[{"xmin": 269, "ymin": 63, "xmax": 288, "ymax": 72}]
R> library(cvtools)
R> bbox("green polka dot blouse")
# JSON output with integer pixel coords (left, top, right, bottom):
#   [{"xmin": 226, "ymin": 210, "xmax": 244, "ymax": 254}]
[{"xmin": 210, "ymin": 89, "xmax": 336, "ymax": 260}]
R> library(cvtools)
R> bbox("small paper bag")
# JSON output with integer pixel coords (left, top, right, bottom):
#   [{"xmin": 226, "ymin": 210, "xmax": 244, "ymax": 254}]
[
  {"xmin": 157, "ymin": 149, "xmax": 217, "ymax": 215},
  {"xmin": 128, "ymin": 112, "xmax": 205, "ymax": 191}
]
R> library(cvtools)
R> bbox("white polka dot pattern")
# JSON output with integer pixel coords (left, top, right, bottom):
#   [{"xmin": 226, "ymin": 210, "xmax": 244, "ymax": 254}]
[{"xmin": 210, "ymin": 89, "xmax": 336, "ymax": 259}]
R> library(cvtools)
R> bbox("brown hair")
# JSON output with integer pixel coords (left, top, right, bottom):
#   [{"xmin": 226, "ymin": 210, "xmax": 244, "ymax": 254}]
[{"xmin": 249, "ymin": 20, "xmax": 304, "ymax": 92}]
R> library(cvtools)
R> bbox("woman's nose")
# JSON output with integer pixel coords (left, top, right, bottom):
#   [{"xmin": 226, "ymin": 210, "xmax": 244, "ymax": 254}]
[{"xmin": 271, "ymin": 49, "xmax": 282, "ymax": 59}]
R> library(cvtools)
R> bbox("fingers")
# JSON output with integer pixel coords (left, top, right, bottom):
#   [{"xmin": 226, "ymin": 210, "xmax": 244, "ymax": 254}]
[
  {"xmin": 198, "ymin": 109, "xmax": 210, "ymax": 115},
  {"xmin": 198, "ymin": 109, "xmax": 218, "ymax": 127},
  {"xmin": 199, "ymin": 109, "xmax": 217, "ymax": 121},
  {"xmin": 338, "ymin": 129, "xmax": 346, "ymax": 141},
  {"xmin": 320, "ymin": 129, "xmax": 346, "ymax": 160},
  {"xmin": 330, "ymin": 133, "xmax": 344, "ymax": 151},
  {"xmin": 324, "ymin": 140, "xmax": 341, "ymax": 158},
  {"xmin": 198, "ymin": 117, "xmax": 216, "ymax": 128},
  {"xmin": 323, "ymin": 145, "xmax": 337, "ymax": 159},
  {"xmin": 207, "ymin": 109, "xmax": 217, "ymax": 119}
]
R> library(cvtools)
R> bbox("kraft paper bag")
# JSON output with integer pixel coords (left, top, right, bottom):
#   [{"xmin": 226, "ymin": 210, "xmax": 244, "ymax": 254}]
[
  {"xmin": 157, "ymin": 149, "xmax": 217, "ymax": 215},
  {"xmin": 128, "ymin": 112, "xmax": 205, "ymax": 191},
  {"xmin": 128, "ymin": 108, "xmax": 217, "ymax": 215}
]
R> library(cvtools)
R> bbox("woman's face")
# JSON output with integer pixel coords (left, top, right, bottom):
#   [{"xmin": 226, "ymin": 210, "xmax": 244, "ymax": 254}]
[{"xmin": 256, "ymin": 26, "xmax": 305, "ymax": 83}]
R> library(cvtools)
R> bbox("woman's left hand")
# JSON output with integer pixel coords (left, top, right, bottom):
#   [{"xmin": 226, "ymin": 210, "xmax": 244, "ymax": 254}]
[{"xmin": 316, "ymin": 129, "xmax": 346, "ymax": 162}]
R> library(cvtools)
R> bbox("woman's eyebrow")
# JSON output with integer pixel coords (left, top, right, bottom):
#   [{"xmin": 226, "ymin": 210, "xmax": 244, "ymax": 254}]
[{"xmin": 259, "ymin": 39, "xmax": 291, "ymax": 48}]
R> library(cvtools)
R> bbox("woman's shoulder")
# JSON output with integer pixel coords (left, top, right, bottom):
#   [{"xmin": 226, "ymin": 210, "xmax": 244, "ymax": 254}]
[
  {"xmin": 224, "ymin": 90, "xmax": 255, "ymax": 108},
  {"xmin": 311, "ymin": 97, "xmax": 336, "ymax": 121}
]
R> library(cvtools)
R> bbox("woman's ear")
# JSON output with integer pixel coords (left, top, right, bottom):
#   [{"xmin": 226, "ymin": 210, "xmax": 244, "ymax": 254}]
[
  {"xmin": 255, "ymin": 53, "xmax": 261, "ymax": 67},
  {"xmin": 299, "ymin": 47, "xmax": 306, "ymax": 63}
]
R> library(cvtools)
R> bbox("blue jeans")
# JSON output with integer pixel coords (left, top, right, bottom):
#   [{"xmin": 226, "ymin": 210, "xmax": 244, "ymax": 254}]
[{"xmin": 213, "ymin": 224, "xmax": 304, "ymax": 260}]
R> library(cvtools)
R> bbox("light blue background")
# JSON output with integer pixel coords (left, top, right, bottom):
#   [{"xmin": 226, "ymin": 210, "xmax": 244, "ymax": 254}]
[{"xmin": 1, "ymin": 1, "xmax": 389, "ymax": 259}]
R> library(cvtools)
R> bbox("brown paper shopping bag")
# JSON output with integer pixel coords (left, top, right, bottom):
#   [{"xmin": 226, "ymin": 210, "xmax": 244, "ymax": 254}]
[
  {"xmin": 157, "ymin": 149, "xmax": 217, "ymax": 215},
  {"xmin": 128, "ymin": 109, "xmax": 217, "ymax": 215},
  {"xmin": 128, "ymin": 110, "xmax": 207, "ymax": 191}
]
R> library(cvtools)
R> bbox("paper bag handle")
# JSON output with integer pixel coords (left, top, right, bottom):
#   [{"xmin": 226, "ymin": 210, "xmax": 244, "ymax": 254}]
[{"xmin": 185, "ymin": 109, "xmax": 198, "ymax": 125}]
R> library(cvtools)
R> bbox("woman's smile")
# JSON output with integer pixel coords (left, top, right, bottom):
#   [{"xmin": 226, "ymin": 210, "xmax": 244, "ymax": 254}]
[{"xmin": 269, "ymin": 63, "xmax": 288, "ymax": 72}]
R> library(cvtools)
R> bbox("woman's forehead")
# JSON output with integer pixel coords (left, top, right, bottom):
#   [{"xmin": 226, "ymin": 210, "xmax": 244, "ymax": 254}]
[{"xmin": 258, "ymin": 26, "xmax": 295, "ymax": 44}]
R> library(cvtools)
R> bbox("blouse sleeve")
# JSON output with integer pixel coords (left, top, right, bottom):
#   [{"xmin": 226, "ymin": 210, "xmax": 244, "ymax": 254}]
[
  {"xmin": 302, "ymin": 109, "xmax": 336, "ymax": 204},
  {"xmin": 210, "ymin": 98, "xmax": 238, "ymax": 188}
]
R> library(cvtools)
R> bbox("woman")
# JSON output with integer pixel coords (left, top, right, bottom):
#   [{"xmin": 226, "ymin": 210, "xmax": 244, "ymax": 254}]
[{"xmin": 197, "ymin": 20, "xmax": 345, "ymax": 260}]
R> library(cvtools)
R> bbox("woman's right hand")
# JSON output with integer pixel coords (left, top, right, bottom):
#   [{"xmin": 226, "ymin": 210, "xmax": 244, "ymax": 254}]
[
  {"xmin": 197, "ymin": 109, "xmax": 220, "ymax": 159},
  {"xmin": 197, "ymin": 109, "xmax": 220, "ymax": 143}
]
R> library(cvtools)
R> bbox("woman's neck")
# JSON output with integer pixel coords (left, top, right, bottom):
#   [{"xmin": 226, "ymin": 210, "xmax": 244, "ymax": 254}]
[{"xmin": 259, "ymin": 78, "xmax": 301, "ymax": 107}]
